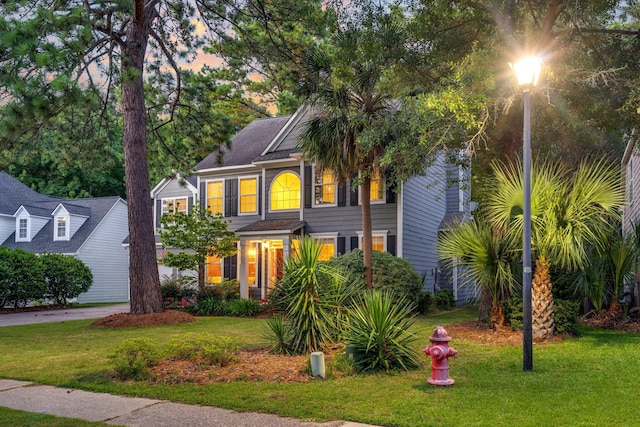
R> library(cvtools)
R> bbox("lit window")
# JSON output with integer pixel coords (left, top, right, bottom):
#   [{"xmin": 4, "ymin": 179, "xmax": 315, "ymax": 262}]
[
  {"xmin": 314, "ymin": 167, "xmax": 336, "ymax": 206},
  {"xmin": 162, "ymin": 198, "xmax": 188, "ymax": 216},
  {"xmin": 359, "ymin": 233, "xmax": 386, "ymax": 252},
  {"xmin": 370, "ymin": 168, "xmax": 384, "ymax": 202},
  {"xmin": 239, "ymin": 177, "xmax": 257, "ymax": 214},
  {"xmin": 371, "ymin": 235, "xmax": 385, "ymax": 252},
  {"xmin": 247, "ymin": 244, "xmax": 257, "ymax": 285},
  {"xmin": 57, "ymin": 216, "xmax": 67, "ymax": 238},
  {"xmin": 317, "ymin": 238, "xmax": 336, "ymax": 261},
  {"xmin": 206, "ymin": 255, "xmax": 222, "ymax": 284},
  {"xmin": 18, "ymin": 219, "xmax": 28, "ymax": 239},
  {"xmin": 207, "ymin": 181, "xmax": 224, "ymax": 214},
  {"xmin": 271, "ymin": 172, "xmax": 300, "ymax": 211}
]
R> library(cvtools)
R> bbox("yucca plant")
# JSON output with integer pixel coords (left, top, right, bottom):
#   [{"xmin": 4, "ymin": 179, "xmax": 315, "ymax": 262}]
[
  {"xmin": 268, "ymin": 237, "xmax": 349, "ymax": 354},
  {"xmin": 344, "ymin": 290, "xmax": 421, "ymax": 372}
]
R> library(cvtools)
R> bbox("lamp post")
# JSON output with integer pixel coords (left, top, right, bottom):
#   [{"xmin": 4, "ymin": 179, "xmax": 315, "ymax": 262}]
[{"xmin": 511, "ymin": 56, "xmax": 541, "ymax": 372}]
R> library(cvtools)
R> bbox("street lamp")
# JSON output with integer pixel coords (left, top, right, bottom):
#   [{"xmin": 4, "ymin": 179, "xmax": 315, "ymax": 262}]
[{"xmin": 511, "ymin": 56, "xmax": 541, "ymax": 372}]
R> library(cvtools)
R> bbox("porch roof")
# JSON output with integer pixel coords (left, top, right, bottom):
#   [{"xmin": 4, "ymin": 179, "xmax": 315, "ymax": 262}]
[{"xmin": 235, "ymin": 219, "xmax": 305, "ymax": 236}]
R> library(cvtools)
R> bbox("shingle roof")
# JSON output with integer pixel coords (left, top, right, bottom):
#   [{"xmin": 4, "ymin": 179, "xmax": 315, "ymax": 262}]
[
  {"xmin": 195, "ymin": 116, "xmax": 291, "ymax": 170},
  {"xmin": 0, "ymin": 171, "xmax": 61, "ymax": 215},
  {"xmin": 3, "ymin": 197, "xmax": 124, "ymax": 253},
  {"xmin": 235, "ymin": 219, "xmax": 305, "ymax": 235}
]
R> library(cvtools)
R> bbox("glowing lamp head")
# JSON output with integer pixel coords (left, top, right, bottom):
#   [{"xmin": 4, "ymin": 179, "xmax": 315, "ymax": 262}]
[{"xmin": 510, "ymin": 56, "xmax": 542, "ymax": 88}]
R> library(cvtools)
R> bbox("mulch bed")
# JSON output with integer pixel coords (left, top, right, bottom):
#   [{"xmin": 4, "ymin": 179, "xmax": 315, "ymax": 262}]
[{"xmin": 90, "ymin": 310, "xmax": 197, "ymax": 328}]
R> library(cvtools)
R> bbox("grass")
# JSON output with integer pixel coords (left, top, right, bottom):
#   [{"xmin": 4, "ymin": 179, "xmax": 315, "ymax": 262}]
[
  {"xmin": 1, "ymin": 306, "xmax": 639, "ymax": 427},
  {"xmin": 0, "ymin": 407, "xmax": 110, "ymax": 426}
]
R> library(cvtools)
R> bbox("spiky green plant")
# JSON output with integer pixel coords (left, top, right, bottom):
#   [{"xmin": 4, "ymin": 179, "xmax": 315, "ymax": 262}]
[
  {"xmin": 344, "ymin": 290, "xmax": 421, "ymax": 372},
  {"xmin": 268, "ymin": 237, "xmax": 351, "ymax": 354},
  {"xmin": 437, "ymin": 218, "xmax": 519, "ymax": 329}
]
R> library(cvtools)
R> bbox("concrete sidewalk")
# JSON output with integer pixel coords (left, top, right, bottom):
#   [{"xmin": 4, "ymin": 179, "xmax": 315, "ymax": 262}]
[
  {"xmin": 0, "ymin": 379, "xmax": 379, "ymax": 427},
  {"xmin": 0, "ymin": 303, "xmax": 130, "ymax": 327}
]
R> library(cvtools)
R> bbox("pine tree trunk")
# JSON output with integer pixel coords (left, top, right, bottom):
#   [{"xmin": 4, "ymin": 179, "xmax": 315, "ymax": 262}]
[
  {"xmin": 361, "ymin": 175, "xmax": 373, "ymax": 288},
  {"xmin": 121, "ymin": 1, "xmax": 163, "ymax": 314},
  {"xmin": 532, "ymin": 257, "xmax": 554, "ymax": 339}
]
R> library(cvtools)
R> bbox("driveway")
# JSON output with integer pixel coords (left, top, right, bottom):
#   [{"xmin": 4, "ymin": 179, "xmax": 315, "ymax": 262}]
[{"xmin": 0, "ymin": 304, "xmax": 130, "ymax": 327}]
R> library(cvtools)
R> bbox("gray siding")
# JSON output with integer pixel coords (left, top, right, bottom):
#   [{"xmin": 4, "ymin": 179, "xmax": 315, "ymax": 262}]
[
  {"xmin": 402, "ymin": 162, "xmax": 447, "ymax": 294},
  {"xmin": 69, "ymin": 215, "xmax": 88, "ymax": 238},
  {"xmin": 154, "ymin": 179, "xmax": 197, "ymax": 230},
  {"xmin": 623, "ymin": 156, "xmax": 640, "ymax": 236},
  {"xmin": 76, "ymin": 200, "xmax": 130, "ymax": 303}
]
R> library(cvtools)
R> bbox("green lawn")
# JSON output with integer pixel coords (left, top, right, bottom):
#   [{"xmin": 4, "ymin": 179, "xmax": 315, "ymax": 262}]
[{"xmin": 1, "ymin": 306, "xmax": 638, "ymax": 427}]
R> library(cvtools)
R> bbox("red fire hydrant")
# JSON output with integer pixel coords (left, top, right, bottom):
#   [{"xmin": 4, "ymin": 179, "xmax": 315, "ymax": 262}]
[{"xmin": 423, "ymin": 325, "xmax": 457, "ymax": 386}]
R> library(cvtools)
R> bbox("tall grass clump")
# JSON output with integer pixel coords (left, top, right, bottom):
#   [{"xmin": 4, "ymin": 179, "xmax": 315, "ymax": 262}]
[
  {"xmin": 345, "ymin": 290, "xmax": 422, "ymax": 372},
  {"xmin": 268, "ymin": 237, "xmax": 356, "ymax": 354}
]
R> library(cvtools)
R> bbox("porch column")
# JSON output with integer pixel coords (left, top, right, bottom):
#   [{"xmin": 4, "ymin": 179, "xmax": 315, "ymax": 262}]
[{"xmin": 239, "ymin": 239, "xmax": 249, "ymax": 299}]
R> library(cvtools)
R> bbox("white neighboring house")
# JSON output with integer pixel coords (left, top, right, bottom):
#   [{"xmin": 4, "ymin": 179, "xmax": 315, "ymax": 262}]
[{"xmin": 0, "ymin": 171, "xmax": 130, "ymax": 303}]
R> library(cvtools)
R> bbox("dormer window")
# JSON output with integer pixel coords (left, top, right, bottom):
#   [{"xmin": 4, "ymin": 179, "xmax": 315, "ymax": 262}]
[
  {"xmin": 57, "ymin": 216, "xmax": 67, "ymax": 239},
  {"xmin": 162, "ymin": 198, "xmax": 188, "ymax": 216},
  {"xmin": 54, "ymin": 213, "xmax": 70, "ymax": 241},
  {"xmin": 18, "ymin": 218, "xmax": 28, "ymax": 240}
]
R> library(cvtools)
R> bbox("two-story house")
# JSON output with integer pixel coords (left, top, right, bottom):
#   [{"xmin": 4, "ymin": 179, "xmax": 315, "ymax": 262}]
[
  {"xmin": 622, "ymin": 131, "xmax": 640, "ymax": 307},
  {"xmin": 152, "ymin": 105, "xmax": 474, "ymax": 303},
  {"xmin": 0, "ymin": 171, "xmax": 130, "ymax": 303}
]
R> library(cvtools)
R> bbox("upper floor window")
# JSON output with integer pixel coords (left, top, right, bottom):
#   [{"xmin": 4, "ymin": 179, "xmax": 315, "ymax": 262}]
[
  {"xmin": 162, "ymin": 198, "xmax": 188, "ymax": 216},
  {"xmin": 56, "ymin": 216, "xmax": 67, "ymax": 239},
  {"xmin": 370, "ymin": 168, "xmax": 385, "ymax": 202},
  {"xmin": 271, "ymin": 172, "xmax": 300, "ymax": 211},
  {"xmin": 239, "ymin": 177, "xmax": 258, "ymax": 214},
  {"xmin": 314, "ymin": 167, "xmax": 336, "ymax": 206},
  {"xmin": 18, "ymin": 218, "xmax": 28, "ymax": 240},
  {"xmin": 206, "ymin": 180, "xmax": 224, "ymax": 215}
]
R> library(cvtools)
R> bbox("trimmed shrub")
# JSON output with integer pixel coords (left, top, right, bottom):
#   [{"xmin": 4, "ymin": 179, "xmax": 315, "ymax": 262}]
[
  {"xmin": 325, "ymin": 249, "xmax": 422, "ymax": 303},
  {"xmin": 193, "ymin": 294, "xmax": 226, "ymax": 315},
  {"xmin": 344, "ymin": 290, "xmax": 422, "ymax": 372},
  {"xmin": 555, "ymin": 299, "xmax": 580, "ymax": 336},
  {"xmin": 111, "ymin": 338, "xmax": 160, "ymax": 380},
  {"xmin": 41, "ymin": 253, "xmax": 92, "ymax": 305},
  {"xmin": 416, "ymin": 290, "xmax": 433, "ymax": 314},
  {"xmin": 226, "ymin": 298, "xmax": 263, "ymax": 317},
  {"xmin": 504, "ymin": 297, "xmax": 524, "ymax": 331},
  {"xmin": 0, "ymin": 247, "xmax": 46, "ymax": 308},
  {"xmin": 434, "ymin": 289, "xmax": 455, "ymax": 309},
  {"xmin": 167, "ymin": 333, "xmax": 238, "ymax": 366}
]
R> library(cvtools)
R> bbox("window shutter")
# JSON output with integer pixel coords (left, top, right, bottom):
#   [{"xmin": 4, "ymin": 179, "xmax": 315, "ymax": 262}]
[
  {"xmin": 350, "ymin": 236, "xmax": 359, "ymax": 251},
  {"xmin": 385, "ymin": 175, "xmax": 396, "ymax": 204},
  {"xmin": 155, "ymin": 200, "xmax": 162, "ymax": 228},
  {"xmin": 387, "ymin": 235, "xmax": 396, "ymax": 256},
  {"xmin": 386, "ymin": 186, "xmax": 396, "ymax": 204},
  {"xmin": 224, "ymin": 255, "xmax": 238, "ymax": 280},
  {"xmin": 337, "ymin": 236, "xmax": 345, "ymax": 255},
  {"xmin": 225, "ymin": 179, "xmax": 233, "ymax": 217},
  {"xmin": 229, "ymin": 178, "xmax": 238, "ymax": 216},
  {"xmin": 304, "ymin": 165, "xmax": 312, "ymax": 208},
  {"xmin": 258, "ymin": 175, "xmax": 262, "ymax": 215},
  {"xmin": 338, "ymin": 182, "xmax": 346, "ymax": 206},
  {"xmin": 349, "ymin": 175, "xmax": 359, "ymax": 206}
]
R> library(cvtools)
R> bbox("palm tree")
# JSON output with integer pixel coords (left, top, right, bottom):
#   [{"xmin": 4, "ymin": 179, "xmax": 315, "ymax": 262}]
[
  {"xmin": 437, "ymin": 218, "xmax": 519, "ymax": 329},
  {"xmin": 487, "ymin": 159, "xmax": 624, "ymax": 339},
  {"xmin": 298, "ymin": 60, "xmax": 396, "ymax": 288}
]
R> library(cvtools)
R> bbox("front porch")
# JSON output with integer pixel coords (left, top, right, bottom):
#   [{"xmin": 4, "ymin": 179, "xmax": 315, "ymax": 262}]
[{"xmin": 235, "ymin": 219, "xmax": 305, "ymax": 300}]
